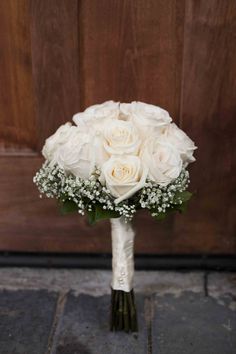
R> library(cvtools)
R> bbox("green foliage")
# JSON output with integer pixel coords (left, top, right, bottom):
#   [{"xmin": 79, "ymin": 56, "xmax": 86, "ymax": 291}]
[
  {"xmin": 87, "ymin": 204, "xmax": 120, "ymax": 225},
  {"xmin": 60, "ymin": 199, "xmax": 78, "ymax": 215},
  {"xmin": 59, "ymin": 191, "xmax": 193, "ymax": 223},
  {"xmin": 175, "ymin": 201, "xmax": 188, "ymax": 213},
  {"xmin": 151, "ymin": 190, "xmax": 193, "ymax": 221},
  {"xmin": 34, "ymin": 162, "xmax": 193, "ymax": 223},
  {"xmin": 60, "ymin": 200, "xmax": 120, "ymax": 223},
  {"xmin": 173, "ymin": 190, "xmax": 192, "ymax": 203},
  {"xmin": 151, "ymin": 207, "xmax": 174, "ymax": 221}
]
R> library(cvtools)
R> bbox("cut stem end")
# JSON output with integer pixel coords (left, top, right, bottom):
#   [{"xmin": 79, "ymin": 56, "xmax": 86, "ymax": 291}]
[{"xmin": 110, "ymin": 288, "xmax": 138, "ymax": 333}]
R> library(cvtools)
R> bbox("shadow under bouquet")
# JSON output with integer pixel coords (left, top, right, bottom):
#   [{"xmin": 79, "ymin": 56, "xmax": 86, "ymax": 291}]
[{"xmin": 34, "ymin": 101, "xmax": 197, "ymax": 333}]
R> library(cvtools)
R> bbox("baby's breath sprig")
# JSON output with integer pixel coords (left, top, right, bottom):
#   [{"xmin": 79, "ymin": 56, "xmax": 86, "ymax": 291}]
[
  {"xmin": 33, "ymin": 162, "xmax": 191, "ymax": 222},
  {"xmin": 138, "ymin": 169, "xmax": 190, "ymax": 217}
]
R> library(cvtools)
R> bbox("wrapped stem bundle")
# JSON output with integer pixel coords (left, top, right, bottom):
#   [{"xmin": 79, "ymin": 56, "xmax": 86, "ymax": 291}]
[{"xmin": 110, "ymin": 218, "xmax": 137, "ymax": 332}]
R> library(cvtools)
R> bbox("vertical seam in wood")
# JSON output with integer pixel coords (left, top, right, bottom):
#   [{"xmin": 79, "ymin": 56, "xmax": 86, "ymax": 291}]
[
  {"xmin": 77, "ymin": 0, "xmax": 84, "ymax": 111},
  {"xmin": 179, "ymin": 0, "xmax": 187, "ymax": 128}
]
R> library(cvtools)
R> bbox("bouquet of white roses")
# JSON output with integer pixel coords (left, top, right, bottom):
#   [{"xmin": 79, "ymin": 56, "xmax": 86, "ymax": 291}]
[{"xmin": 34, "ymin": 101, "xmax": 197, "ymax": 332}]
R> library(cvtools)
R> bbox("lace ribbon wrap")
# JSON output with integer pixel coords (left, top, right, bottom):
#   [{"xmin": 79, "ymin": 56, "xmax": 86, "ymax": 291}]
[{"xmin": 110, "ymin": 217, "xmax": 135, "ymax": 292}]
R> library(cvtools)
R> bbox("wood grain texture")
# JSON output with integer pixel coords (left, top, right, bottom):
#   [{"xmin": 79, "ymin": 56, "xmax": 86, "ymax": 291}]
[
  {"xmin": 175, "ymin": 0, "xmax": 236, "ymax": 253},
  {"xmin": 0, "ymin": 155, "xmax": 228, "ymax": 254},
  {"xmin": 0, "ymin": 0, "xmax": 235, "ymax": 254},
  {"xmin": 79, "ymin": 0, "xmax": 185, "ymax": 120},
  {"xmin": 0, "ymin": 156, "xmax": 111, "ymax": 253},
  {"xmin": 0, "ymin": 154, "xmax": 233, "ymax": 254},
  {"xmin": 30, "ymin": 0, "xmax": 80, "ymax": 149},
  {"xmin": 0, "ymin": 0, "xmax": 36, "ymax": 154}
]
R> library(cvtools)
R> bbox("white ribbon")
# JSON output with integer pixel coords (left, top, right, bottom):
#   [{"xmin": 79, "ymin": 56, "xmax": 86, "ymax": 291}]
[{"xmin": 110, "ymin": 217, "xmax": 135, "ymax": 292}]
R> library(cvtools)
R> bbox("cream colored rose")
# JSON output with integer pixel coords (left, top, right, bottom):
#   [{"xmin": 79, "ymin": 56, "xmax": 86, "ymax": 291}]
[
  {"xmin": 120, "ymin": 101, "xmax": 171, "ymax": 136},
  {"xmin": 142, "ymin": 136, "xmax": 182, "ymax": 186},
  {"xmin": 54, "ymin": 128, "xmax": 95, "ymax": 179},
  {"xmin": 103, "ymin": 120, "xmax": 141, "ymax": 156},
  {"xmin": 163, "ymin": 123, "xmax": 197, "ymax": 165},
  {"xmin": 101, "ymin": 156, "xmax": 148, "ymax": 204},
  {"xmin": 93, "ymin": 133, "xmax": 110, "ymax": 169},
  {"xmin": 42, "ymin": 123, "xmax": 76, "ymax": 161},
  {"xmin": 72, "ymin": 101, "xmax": 119, "ymax": 131}
]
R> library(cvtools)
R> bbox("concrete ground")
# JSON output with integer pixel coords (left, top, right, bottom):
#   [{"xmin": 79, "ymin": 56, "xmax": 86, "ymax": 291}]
[{"xmin": 0, "ymin": 269, "xmax": 235, "ymax": 354}]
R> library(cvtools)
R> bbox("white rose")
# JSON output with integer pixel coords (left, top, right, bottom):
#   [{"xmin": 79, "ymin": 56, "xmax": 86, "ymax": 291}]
[
  {"xmin": 93, "ymin": 134, "xmax": 110, "ymax": 169},
  {"xmin": 142, "ymin": 136, "xmax": 182, "ymax": 186},
  {"xmin": 54, "ymin": 128, "xmax": 95, "ymax": 179},
  {"xmin": 120, "ymin": 101, "xmax": 171, "ymax": 135},
  {"xmin": 42, "ymin": 123, "xmax": 76, "ymax": 161},
  {"xmin": 103, "ymin": 120, "xmax": 141, "ymax": 156},
  {"xmin": 101, "ymin": 155, "xmax": 148, "ymax": 204},
  {"xmin": 163, "ymin": 123, "xmax": 197, "ymax": 165},
  {"xmin": 72, "ymin": 101, "xmax": 119, "ymax": 131}
]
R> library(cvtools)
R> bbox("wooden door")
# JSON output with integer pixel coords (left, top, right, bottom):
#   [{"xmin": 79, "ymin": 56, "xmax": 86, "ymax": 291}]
[{"xmin": 0, "ymin": 0, "xmax": 235, "ymax": 254}]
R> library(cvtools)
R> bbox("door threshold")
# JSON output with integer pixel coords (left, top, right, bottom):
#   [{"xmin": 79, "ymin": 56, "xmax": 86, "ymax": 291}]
[{"xmin": 0, "ymin": 253, "xmax": 235, "ymax": 271}]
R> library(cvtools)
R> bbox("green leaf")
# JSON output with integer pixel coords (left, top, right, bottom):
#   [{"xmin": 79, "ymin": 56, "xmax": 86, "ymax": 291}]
[
  {"xmin": 87, "ymin": 208, "xmax": 96, "ymax": 225},
  {"xmin": 154, "ymin": 212, "xmax": 168, "ymax": 220},
  {"xmin": 173, "ymin": 191, "xmax": 192, "ymax": 203},
  {"xmin": 150, "ymin": 190, "xmax": 193, "ymax": 221},
  {"xmin": 95, "ymin": 204, "xmax": 120, "ymax": 221},
  {"xmin": 60, "ymin": 200, "xmax": 78, "ymax": 215},
  {"xmin": 151, "ymin": 207, "xmax": 174, "ymax": 221},
  {"xmin": 176, "ymin": 201, "xmax": 188, "ymax": 213},
  {"xmin": 87, "ymin": 204, "xmax": 120, "ymax": 225}
]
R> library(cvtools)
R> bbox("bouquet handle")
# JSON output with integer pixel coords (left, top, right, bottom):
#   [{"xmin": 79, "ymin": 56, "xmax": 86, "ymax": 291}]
[{"xmin": 110, "ymin": 217, "xmax": 138, "ymax": 332}]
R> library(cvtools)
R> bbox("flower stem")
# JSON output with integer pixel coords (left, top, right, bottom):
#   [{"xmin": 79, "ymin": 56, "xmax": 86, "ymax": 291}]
[{"xmin": 110, "ymin": 288, "xmax": 138, "ymax": 332}]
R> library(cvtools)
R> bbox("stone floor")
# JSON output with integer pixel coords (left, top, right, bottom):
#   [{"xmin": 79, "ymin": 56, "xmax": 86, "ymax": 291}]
[{"xmin": 0, "ymin": 268, "xmax": 235, "ymax": 354}]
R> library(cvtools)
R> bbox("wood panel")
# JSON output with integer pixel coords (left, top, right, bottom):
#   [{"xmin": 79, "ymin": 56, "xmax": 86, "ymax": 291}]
[
  {"xmin": 0, "ymin": 0, "xmax": 36, "ymax": 154},
  {"xmin": 79, "ymin": 0, "xmax": 185, "ymax": 119},
  {"xmin": 0, "ymin": 156, "xmax": 111, "ymax": 253},
  {"xmin": 30, "ymin": 0, "xmax": 80, "ymax": 149},
  {"xmin": 175, "ymin": 0, "xmax": 236, "ymax": 253},
  {"xmin": 0, "ymin": 0, "xmax": 83, "ymax": 252},
  {"xmin": 1, "ymin": 157, "xmax": 233, "ymax": 254},
  {"xmin": 0, "ymin": 0, "xmax": 235, "ymax": 254}
]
